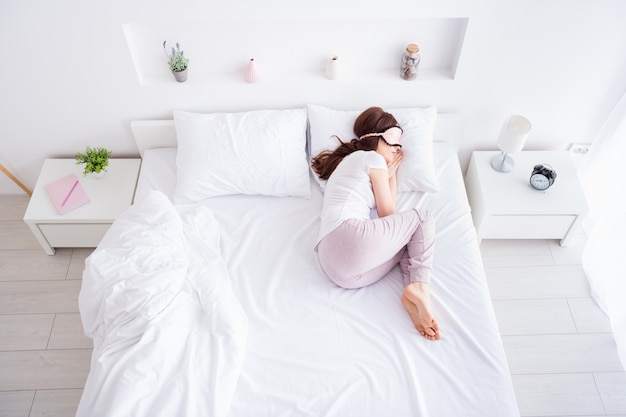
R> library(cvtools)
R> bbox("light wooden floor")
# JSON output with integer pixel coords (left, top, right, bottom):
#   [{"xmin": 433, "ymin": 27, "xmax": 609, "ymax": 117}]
[{"xmin": 1, "ymin": 195, "xmax": 625, "ymax": 417}]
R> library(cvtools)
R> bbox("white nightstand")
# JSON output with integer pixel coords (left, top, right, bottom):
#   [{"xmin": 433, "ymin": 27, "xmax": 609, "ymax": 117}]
[
  {"xmin": 464, "ymin": 151, "xmax": 588, "ymax": 246},
  {"xmin": 23, "ymin": 159, "xmax": 141, "ymax": 255}
]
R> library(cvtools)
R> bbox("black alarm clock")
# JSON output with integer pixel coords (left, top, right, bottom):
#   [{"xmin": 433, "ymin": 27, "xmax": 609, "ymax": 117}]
[{"xmin": 529, "ymin": 164, "xmax": 557, "ymax": 190}]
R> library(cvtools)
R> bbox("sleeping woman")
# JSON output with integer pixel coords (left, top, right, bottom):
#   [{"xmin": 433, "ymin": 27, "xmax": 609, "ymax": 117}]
[{"xmin": 312, "ymin": 107, "xmax": 440, "ymax": 340}]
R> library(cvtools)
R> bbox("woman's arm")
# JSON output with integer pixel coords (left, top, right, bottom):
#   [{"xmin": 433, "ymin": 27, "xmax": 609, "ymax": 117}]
[
  {"xmin": 388, "ymin": 170, "xmax": 398, "ymax": 200},
  {"xmin": 371, "ymin": 152, "xmax": 402, "ymax": 217},
  {"xmin": 371, "ymin": 168, "xmax": 395, "ymax": 217}
]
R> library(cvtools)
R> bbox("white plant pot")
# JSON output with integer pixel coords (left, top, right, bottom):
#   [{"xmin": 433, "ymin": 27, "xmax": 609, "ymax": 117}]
[
  {"xmin": 172, "ymin": 68, "xmax": 188, "ymax": 82},
  {"xmin": 88, "ymin": 171, "xmax": 106, "ymax": 180}
]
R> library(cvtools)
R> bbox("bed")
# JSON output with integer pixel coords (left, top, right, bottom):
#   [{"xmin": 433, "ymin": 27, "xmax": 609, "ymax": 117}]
[{"xmin": 76, "ymin": 105, "xmax": 520, "ymax": 417}]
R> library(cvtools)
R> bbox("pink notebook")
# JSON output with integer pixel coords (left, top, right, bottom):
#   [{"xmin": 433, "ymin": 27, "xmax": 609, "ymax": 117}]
[{"xmin": 45, "ymin": 174, "xmax": 90, "ymax": 214}]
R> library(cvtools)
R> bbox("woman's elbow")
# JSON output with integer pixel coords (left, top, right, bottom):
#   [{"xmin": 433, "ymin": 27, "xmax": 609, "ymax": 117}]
[{"xmin": 377, "ymin": 204, "xmax": 395, "ymax": 217}]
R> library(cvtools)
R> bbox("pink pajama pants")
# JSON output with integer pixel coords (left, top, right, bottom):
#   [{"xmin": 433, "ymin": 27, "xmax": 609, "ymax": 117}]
[{"xmin": 317, "ymin": 209, "xmax": 435, "ymax": 289}]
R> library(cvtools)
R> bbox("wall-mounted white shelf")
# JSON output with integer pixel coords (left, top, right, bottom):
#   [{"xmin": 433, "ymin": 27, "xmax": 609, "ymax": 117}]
[
  {"xmin": 139, "ymin": 68, "xmax": 455, "ymax": 86},
  {"xmin": 124, "ymin": 18, "xmax": 468, "ymax": 86}
]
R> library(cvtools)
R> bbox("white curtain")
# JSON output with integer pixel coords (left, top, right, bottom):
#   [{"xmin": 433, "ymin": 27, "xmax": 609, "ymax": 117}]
[{"xmin": 579, "ymin": 91, "xmax": 626, "ymax": 370}]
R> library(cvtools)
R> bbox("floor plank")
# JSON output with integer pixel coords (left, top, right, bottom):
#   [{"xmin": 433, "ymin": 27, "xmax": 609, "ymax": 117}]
[
  {"xmin": 594, "ymin": 372, "xmax": 626, "ymax": 414},
  {"xmin": 0, "ymin": 281, "xmax": 81, "ymax": 314},
  {"xmin": 503, "ymin": 333, "xmax": 623, "ymax": 374},
  {"xmin": 485, "ymin": 265, "xmax": 590, "ymax": 300},
  {"xmin": 0, "ymin": 195, "xmax": 29, "ymax": 221},
  {"xmin": 480, "ymin": 239, "xmax": 555, "ymax": 268},
  {"xmin": 30, "ymin": 389, "xmax": 83, "ymax": 417},
  {"xmin": 48, "ymin": 313, "xmax": 92, "ymax": 350},
  {"xmin": 492, "ymin": 299, "xmax": 577, "ymax": 336},
  {"xmin": 0, "ymin": 349, "xmax": 91, "ymax": 391},
  {"xmin": 567, "ymin": 297, "xmax": 613, "ymax": 333},
  {"xmin": 0, "ymin": 249, "xmax": 71, "ymax": 282},
  {"xmin": 0, "ymin": 222, "xmax": 41, "ymax": 251},
  {"xmin": 66, "ymin": 249, "xmax": 93, "ymax": 280},
  {"xmin": 0, "ymin": 390, "xmax": 35, "ymax": 417},
  {"xmin": 0, "ymin": 314, "xmax": 54, "ymax": 351},
  {"xmin": 512, "ymin": 373, "xmax": 605, "ymax": 416},
  {"xmin": 547, "ymin": 233, "xmax": 587, "ymax": 266}
]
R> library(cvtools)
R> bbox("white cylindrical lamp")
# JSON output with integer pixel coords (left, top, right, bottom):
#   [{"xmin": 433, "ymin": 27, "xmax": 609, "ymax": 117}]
[{"xmin": 491, "ymin": 115, "xmax": 532, "ymax": 172}]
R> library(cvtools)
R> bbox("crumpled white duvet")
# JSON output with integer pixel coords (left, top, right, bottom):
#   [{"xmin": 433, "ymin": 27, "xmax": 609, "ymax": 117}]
[{"xmin": 76, "ymin": 190, "xmax": 248, "ymax": 417}]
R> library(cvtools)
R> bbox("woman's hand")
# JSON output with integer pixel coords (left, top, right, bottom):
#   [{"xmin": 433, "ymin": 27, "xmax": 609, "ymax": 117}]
[{"xmin": 387, "ymin": 150, "xmax": 404, "ymax": 178}]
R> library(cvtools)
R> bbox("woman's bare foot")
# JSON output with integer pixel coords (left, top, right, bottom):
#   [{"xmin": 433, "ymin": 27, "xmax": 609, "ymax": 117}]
[{"xmin": 401, "ymin": 282, "xmax": 440, "ymax": 340}]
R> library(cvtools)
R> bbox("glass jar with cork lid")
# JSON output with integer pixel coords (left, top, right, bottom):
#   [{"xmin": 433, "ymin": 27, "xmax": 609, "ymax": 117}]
[{"xmin": 400, "ymin": 43, "xmax": 420, "ymax": 80}]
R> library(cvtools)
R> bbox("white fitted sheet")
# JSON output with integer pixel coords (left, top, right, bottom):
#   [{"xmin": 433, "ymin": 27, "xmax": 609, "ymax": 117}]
[{"xmin": 105, "ymin": 142, "xmax": 519, "ymax": 417}]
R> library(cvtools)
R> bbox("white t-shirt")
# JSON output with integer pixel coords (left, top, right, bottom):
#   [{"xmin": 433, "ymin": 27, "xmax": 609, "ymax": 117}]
[{"xmin": 316, "ymin": 150, "xmax": 387, "ymax": 245}]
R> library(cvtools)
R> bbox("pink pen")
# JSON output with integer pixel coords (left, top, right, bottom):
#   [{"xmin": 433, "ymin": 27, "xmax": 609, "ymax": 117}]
[{"xmin": 61, "ymin": 180, "xmax": 79, "ymax": 207}]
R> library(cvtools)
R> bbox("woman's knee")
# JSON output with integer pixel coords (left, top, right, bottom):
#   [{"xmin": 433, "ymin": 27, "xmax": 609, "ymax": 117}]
[{"xmin": 412, "ymin": 209, "xmax": 435, "ymax": 241}]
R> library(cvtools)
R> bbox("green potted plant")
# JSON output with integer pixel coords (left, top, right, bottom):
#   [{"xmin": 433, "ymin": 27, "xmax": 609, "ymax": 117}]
[
  {"xmin": 163, "ymin": 40, "xmax": 189, "ymax": 82},
  {"xmin": 75, "ymin": 146, "xmax": 112, "ymax": 177}
]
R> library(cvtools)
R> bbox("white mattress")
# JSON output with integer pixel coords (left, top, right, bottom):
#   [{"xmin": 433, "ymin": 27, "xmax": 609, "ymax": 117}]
[{"xmin": 86, "ymin": 142, "xmax": 519, "ymax": 417}]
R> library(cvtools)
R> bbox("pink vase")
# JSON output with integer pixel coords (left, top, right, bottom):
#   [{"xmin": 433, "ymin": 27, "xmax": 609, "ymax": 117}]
[{"xmin": 244, "ymin": 58, "xmax": 261, "ymax": 83}]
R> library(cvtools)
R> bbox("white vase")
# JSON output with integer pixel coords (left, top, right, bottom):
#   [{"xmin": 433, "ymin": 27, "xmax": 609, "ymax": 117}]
[
  {"xmin": 88, "ymin": 171, "xmax": 106, "ymax": 180},
  {"xmin": 244, "ymin": 58, "xmax": 261, "ymax": 83},
  {"xmin": 325, "ymin": 55, "xmax": 341, "ymax": 80}
]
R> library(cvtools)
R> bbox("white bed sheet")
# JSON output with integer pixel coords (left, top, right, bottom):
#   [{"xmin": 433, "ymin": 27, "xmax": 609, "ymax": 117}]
[{"xmin": 125, "ymin": 142, "xmax": 519, "ymax": 417}]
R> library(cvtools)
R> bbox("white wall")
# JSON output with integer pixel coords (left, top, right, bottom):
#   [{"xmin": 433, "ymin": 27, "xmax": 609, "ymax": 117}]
[{"xmin": 1, "ymin": 0, "xmax": 625, "ymax": 194}]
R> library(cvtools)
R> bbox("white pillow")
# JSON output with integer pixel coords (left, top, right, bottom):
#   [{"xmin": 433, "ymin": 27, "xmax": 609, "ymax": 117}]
[
  {"xmin": 173, "ymin": 108, "xmax": 310, "ymax": 202},
  {"xmin": 307, "ymin": 104, "xmax": 439, "ymax": 193}
]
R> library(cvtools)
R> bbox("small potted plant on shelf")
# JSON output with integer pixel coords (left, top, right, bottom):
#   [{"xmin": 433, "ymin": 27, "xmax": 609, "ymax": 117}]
[
  {"xmin": 75, "ymin": 146, "xmax": 112, "ymax": 178},
  {"xmin": 163, "ymin": 40, "xmax": 189, "ymax": 82}
]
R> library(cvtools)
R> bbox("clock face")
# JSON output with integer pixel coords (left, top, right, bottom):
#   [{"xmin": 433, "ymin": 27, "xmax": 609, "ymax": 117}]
[{"xmin": 530, "ymin": 173, "xmax": 550, "ymax": 190}]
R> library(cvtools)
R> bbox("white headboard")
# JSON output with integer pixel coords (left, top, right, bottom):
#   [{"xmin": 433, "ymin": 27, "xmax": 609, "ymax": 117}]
[
  {"xmin": 131, "ymin": 120, "xmax": 176, "ymax": 157},
  {"xmin": 131, "ymin": 113, "xmax": 459, "ymax": 157}
]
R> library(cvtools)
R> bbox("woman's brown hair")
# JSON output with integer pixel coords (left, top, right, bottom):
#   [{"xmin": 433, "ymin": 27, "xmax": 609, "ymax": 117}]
[{"xmin": 311, "ymin": 107, "xmax": 399, "ymax": 181}]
